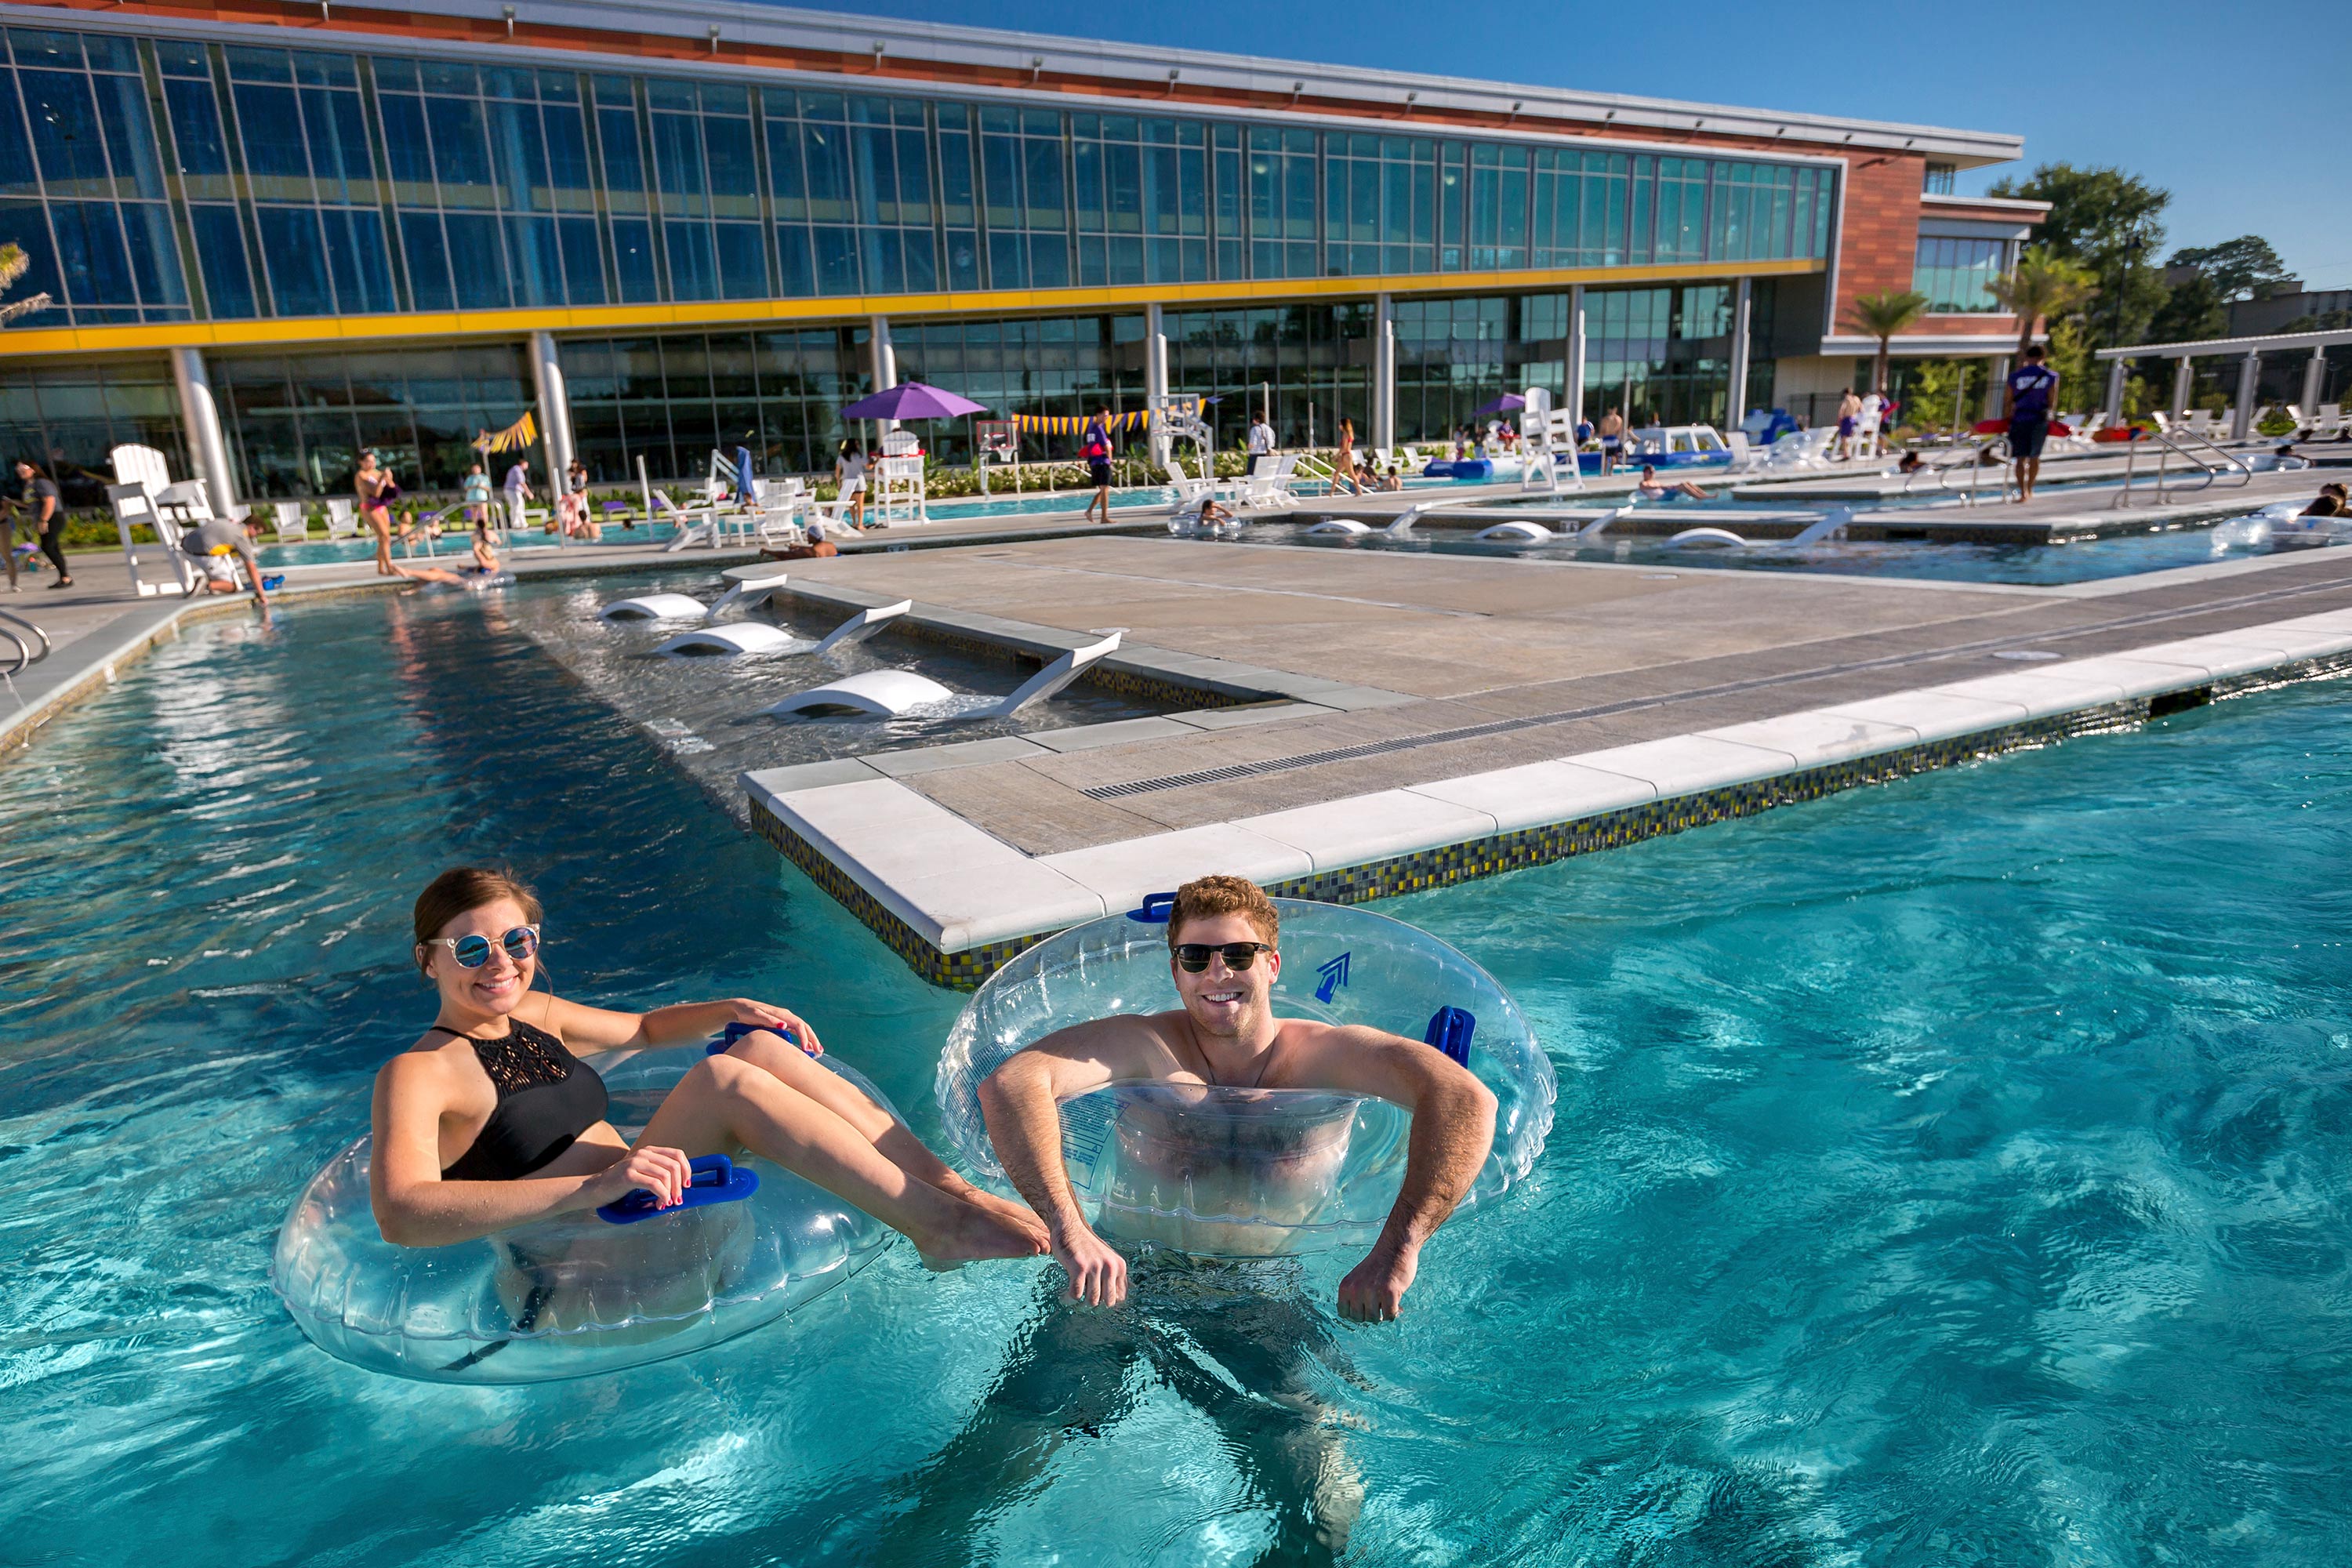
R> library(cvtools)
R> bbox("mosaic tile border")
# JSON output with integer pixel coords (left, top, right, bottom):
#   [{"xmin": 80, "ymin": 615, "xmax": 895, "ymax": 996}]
[{"xmin": 752, "ymin": 656, "xmax": 2352, "ymax": 990}]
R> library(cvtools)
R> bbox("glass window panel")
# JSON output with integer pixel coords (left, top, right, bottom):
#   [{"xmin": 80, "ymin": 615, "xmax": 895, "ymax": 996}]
[
  {"xmin": 430, "ymin": 97, "xmax": 495, "ymax": 209},
  {"xmin": 293, "ymin": 52, "xmax": 357, "ymax": 89},
  {"xmin": 443, "ymin": 212, "xmax": 506, "ymax": 308},
  {"xmin": 397, "ymin": 208, "xmax": 451, "ymax": 310},
  {"xmin": 22, "ymin": 70, "xmax": 109, "ymax": 198},
  {"xmin": 558, "ymin": 214, "xmax": 604, "ymax": 304},
  {"xmin": 944, "ymin": 227, "xmax": 978, "ymax": 290},
  {"xmin": 223, "ymin": 45, "xmax": 292, "ymax": 82},
  {"xmin": 505, "ymin": 213, "xmax": 561, "ymax": 305},
  {"xmin": 487, "ymin": 98, "xmax": 548, "ymax": 212},
  {"xmin": 644, "ymin": 78, "xmax": 695, "ymax": 113},
  {"xmin": 704, "ymin": 114, "xmax": 757, "ymax": 217},
  {"xmin": 543, "ymin": 102, "xmax": 593, "ymax": 212},
  {"xmin": 418, "ymin": 61, "xmax": 476, "ymax": 97},
  {"xmin": 715, "ymin": 220, "xmax": 765, "ymax": 298},
  {"xmin": 376, "ymin": 93, "xmax": 435, "ymax": 205},
  {"xmin": 609, "ymin": 216, "xmax": 659, "ymax": 302},
  {"xmin": 121, "ymin": 200, "xmax": 186, "ymax": 307},
  {"xmin": 664, "ymin": 216, "xmax": 714, "ymax": 298},
  {"xmin": 370, "ymin": 56, "xmax": 417, "ymax": 92},
  {"xmin": 804, "ymin": 122, "xmax": 851, "ymax": 223},
  {"xmin": 765, "ymin": 115, "xmax": 807, "ymax": 218},
  {"xmin": 482, "ymin": 65, "xmax": 533, "ymax": 102},
  {"xmin": 776, "ymin": 223, "xmax": 812, "ymax": 296},
  {"xmin": 592, "ymin": 74, "xmax": 633, "ymax": 108},
  {"xmin": 938, "ymin": 128, "xmax": 974, "ymax": 227},
  {"xmin": 1025, "ymin": 135, "xmax": 1065, "ymax": 227},
  {"xmin": 539, "ymin": 71, "xmax": 577, "ymax": 103},
  {"xmin": 597, "ymin": 106, "xmax": 644, "ymax": 212},
  {"xmin": 256, "ymin": 205, "xmax": 330, "ymax": 314},
  {"xmin": 188, "ymin": 201, "xmax": 256, "ymax": 317}
]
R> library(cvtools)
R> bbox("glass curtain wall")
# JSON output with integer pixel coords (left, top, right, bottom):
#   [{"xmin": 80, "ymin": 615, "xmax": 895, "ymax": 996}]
[
  {"xmin": 0, "ymin": 360, "xmax": 188, "ymax": 505},
  {"xmin": 1162, "ymin": 303, "xmax": 1374, "ymax": 449},
  {"xmin": 211, "ymin": 345, "xmax": 532, "ymax": 498},
  {"xmin": 1913, "ymin": 236, "xmax": 2008, "ymax": 314},
  {"xmin": 564, "ymin": 328, "xmax": 867, "ymax": 483},
  {"xmin": 1393, "ymin": 281, "xmax": 1773, "ymax": 440},
  {"xmin": 0, "ymin": 22, "xmax": 1842, "ymax": 326},
  {"xmin": 893, "ymin": 314, "xmax": 1144, "ymax": 463}
]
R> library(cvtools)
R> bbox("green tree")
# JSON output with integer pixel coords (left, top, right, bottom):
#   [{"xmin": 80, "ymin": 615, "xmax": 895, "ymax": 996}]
[
  {"xmin": 1984, "ymin": 248, "xmax": 2099, "ymax": 359},
  {"xmin": 2166, "ymin": 235, "xmax": 2292, "ymax": 301},
  {"xmin": 0, "ymin": 241, "xmax": 53, "ymax": 326},
  {"xmin": 2147, "ymin": 269, "xmax": 2226, "ymax": 344},
  {"xmin": 1989, "ymin": 163, "xmax": 2169, "ymax": 350},
  {"xmin": 1842, "ymin": 289, "xmax": 1929, "ymax": 400}
]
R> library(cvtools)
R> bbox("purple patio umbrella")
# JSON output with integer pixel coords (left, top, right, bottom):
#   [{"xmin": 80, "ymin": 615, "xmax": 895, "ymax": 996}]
[
  {"xmin": 840, "ymin": 381, "xmax": 990, "ymax": 421},
  {"xmin": 1473, "ymin": 393, "xmax": 1527, "ymax": 417}
]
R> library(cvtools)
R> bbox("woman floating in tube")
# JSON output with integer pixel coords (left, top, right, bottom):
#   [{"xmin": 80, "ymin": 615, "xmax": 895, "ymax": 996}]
[{"xmin": 370, "ymin": 867, "xmax": 1046, "ymax": 1263}]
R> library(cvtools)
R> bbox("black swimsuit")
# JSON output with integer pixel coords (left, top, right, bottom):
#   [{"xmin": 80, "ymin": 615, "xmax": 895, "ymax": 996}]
[{"xmin": 433, "ymin": 1018, "xmax": 610, "ymax": 1181}]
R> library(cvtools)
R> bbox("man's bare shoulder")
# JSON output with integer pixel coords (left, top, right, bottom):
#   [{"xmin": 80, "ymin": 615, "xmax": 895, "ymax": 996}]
[{"xmin": 1023, "ymin": 1009, "xmax": 1189, "ymax": 1060}]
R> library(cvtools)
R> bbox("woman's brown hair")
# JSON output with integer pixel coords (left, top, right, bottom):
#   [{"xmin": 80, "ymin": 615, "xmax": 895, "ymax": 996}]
[{"xmin": 412, "ymin": 866, "xmax": 543, "ymax": 975}]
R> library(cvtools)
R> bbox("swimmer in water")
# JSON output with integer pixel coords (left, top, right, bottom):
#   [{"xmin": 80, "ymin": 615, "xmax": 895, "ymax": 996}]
[
  {"xmin": 390, "ymin": 522, "xmax": 505, "ymax": 587},
  {"xmin": 1634, "ymin": 463, "xmax": 1711, "ymax": 501},
  {"xmin": 369, "ymin": 866, "xmax": 1047, "ymax": 1264},
  {"xmin": 979, "ymin": 874, "xmax": 1497, "ymax": 1321}
]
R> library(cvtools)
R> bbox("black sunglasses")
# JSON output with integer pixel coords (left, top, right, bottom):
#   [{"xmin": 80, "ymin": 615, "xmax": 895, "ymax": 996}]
[{"xmin": 1174, "ymin": 942, "xmax": 1273, "ymax": 973}]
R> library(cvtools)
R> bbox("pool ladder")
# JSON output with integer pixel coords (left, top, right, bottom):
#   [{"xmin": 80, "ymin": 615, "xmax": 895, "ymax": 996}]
[
  {"xmin": 2110, "ymin": 427, "xmax": 2255, "ymax": 510},
  {"xmin": 0, "ymin": 605, "xmax": 49, "ymax": 678}
]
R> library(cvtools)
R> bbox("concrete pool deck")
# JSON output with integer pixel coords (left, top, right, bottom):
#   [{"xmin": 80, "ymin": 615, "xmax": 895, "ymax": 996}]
[{"xmin": 737, "ymin": 536, "xmax": 2352, "ymax": 984}]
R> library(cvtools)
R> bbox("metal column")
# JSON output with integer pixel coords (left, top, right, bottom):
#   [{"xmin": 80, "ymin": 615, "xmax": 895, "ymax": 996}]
[
  {"xmin": 169, "ymin": 347, "xmax": 238, "ymax": 517},
  {"xmin": 1984, "ymin": 357, "xmax": 2010, "ymax": 421},
  {"xmin": 1564, "ymin": 284, "xmax": 1587, "ymax": 433},
  {"xmin": 1143, "ymin": 301, "xmax": 1170, "ymax": 466},
  {"xmin": 2231, "ymin": 353, "xmax": 2260, "ymax": 441},
  {"xmin": 2103, "ymin": 359, "xmax": 2126, "ymax": 420},
  {"xmin": 868, "ymin": 314, "xmax": 897, "ymax": 392},
  {"xmin": 2304, "ymin": 348, "xmax": 2328, "ymax": 418},
  {"xmin": 1724, "ymin": 277, "xmax": 1752, "ymax": 430},
  {"xmin": 2169, "ymin": 358, "xmax": 2194, "ymax": 419},
  {"xmin": 1372, "ymin": 292, "xmax": 1396, "ymax": 451},
  {"xmin": 528, "ymin": 330, "xmax": 575, "ymax": 483}
]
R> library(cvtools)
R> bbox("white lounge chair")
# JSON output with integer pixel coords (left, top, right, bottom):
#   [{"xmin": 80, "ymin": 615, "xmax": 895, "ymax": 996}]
[
  {"xmin": 657, "ymin": 597, "xmax": 911, "ymax": 658},
  {"xmin": 1306, "ymin": 518, "xmax": 1371, "ymax": 535},
  {"xmin": 325, "ymin": 499, "xmax": 358, "ymax": 540},
  {"xmin": 2303, "ymin": 404, "xmax": 2345, "ymax": 441},
  {"xmin": 603, "ymin": 565, "xmax": 790, "ymax": 624},
  {"xmin": 1766, "ymin": 427, "xmax": 1836, "ymax": 470},
  {"xmin": 1474, "ymin": 520, "xmax": 1552, "ymax": 541},
  {"xmin": 270, "ymin": 500, "xmax": 309, "ymax": 542},
  {"xmin": 1724, "ymin": 431, "xmax": 1766, "ymax": 472},
  {"xmin": 763, "ymin": 633, "xmax": 1120, "ymax": 719},
  {"xmin": 1236, "ymin": 454, "xmax": 1301, "ymax": 510}
]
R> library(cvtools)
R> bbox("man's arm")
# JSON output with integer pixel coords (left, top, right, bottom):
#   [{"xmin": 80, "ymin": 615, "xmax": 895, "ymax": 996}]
[
  {"xmin": 977, "ymin": 1014, "xmax": 1168, "ymax": 1308},
  {"xmin": 237, "ymin": 542, "xmax": 268, "ymax": 604},
  {"xmin": 1279, "ymin": 1025, "xmax": 1498, "ymax": 1321}
]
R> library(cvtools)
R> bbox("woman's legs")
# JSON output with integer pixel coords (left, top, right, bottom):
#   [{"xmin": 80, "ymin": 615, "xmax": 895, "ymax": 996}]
[
  {"xmin": 639, "ymin": 1052, "xmax": 1043, "ymax": 1264},
  {"xmin": 369, "ymin": 510, "xmax": 393, "ymax": 574},
  {"xmin": 721, "ymin": 1031, "xmax": 1047, "ymax": 1243},
  {"xmin": 37, "ymin": 521, "xmax": 68, "ymax": 584}
]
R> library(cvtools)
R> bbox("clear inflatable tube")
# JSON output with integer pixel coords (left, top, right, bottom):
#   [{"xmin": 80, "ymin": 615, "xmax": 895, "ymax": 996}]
[
  {"xmin": 270, "ymin": 1045, "xmax": 895, "ymax": 1384},
  {"xmin": 936, "ymin": 898, "xmax": 1555, "ymax": 1258}
]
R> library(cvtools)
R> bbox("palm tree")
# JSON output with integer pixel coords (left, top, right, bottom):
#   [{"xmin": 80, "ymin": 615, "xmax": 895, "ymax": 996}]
[
  {"xmin": 1984, "ymin": 248, "xmax": 2098, "ymax": 360},
  {"xmin": 1842, "ymin": 289, "xmax": 1929, "ymax": 401},
  {"xmin": 0, "ymin": 242, "xmax": 52, "ymax": 326}
]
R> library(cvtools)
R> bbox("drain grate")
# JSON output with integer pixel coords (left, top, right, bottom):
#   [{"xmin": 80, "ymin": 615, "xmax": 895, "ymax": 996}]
[{"xmin": 1078, "ymin": 572, "xmax": 2352, "ymax": 801}]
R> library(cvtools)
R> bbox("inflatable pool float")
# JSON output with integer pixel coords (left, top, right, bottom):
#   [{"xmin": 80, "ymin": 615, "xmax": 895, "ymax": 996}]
[
  {"xmin": 935, "ymin": 898, "xmax": 1554, "ymax": 1257},
  {"xmin": 270, "ymin": 1039, "xmax": 895, "ymax": 1383}
]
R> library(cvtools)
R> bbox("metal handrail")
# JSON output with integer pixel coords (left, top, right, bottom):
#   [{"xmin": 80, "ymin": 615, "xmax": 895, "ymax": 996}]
[
  {"xmin": 2110, "ymin": 426, "xmax": 2255, "ymax": 510},
  {"xmin": 1962, "ymin": 434, "xmax": 2014, "ymax": 508},
  {"xmin": 0, "ymin": 606, "xmax": 49, "ymax": 675}
]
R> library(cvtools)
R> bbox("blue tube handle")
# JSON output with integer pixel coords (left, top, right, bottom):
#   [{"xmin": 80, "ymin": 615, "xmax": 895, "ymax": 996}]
[
  {"xmin": 1424, "ymin": 1007, "xmax": 1476, "ymax": 1067},
  {"xmin": 597, "ymin": 1152, "xmax": 760, "ymax": 1224},
  {"xmin": 1127, "ymin": 892, "xmax": 1178, "ymax": 924},
  {"xmin": 706, "ymin": 1020, "xmax": 803, "ymax": 1055}
]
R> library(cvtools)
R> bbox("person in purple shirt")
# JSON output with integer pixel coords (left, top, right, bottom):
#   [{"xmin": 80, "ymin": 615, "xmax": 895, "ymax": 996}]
[{"xmin": 2003, "ymin": 344, "xmax": 2059, "ymax": 503}]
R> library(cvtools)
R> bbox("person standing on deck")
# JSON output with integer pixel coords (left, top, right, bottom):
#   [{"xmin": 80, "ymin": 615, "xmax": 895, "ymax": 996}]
[
  {"xmin": 1597, "ymin": 408, "xmax": 1627, "ymax": 474},
  {"xmin": 500, "ymin": 457, "xmax": 532, "ymax": 532},
  {"xmin": 1247, "ymin": 412, "xmax": 1274, "ymax": 470},
  {"xmin": 1081, "ymin": 405, "xmax": 1116, "ymax": 525},
  {"xmin": 1835, "ymin": 388, "xmax": 1861, "ymax": 461},
  {"xmin": 11, "ymin": 459, "xmax": 68, "ymax": 588},
  {"xmin": 2003, "ymin": 345, "xmax": 2059, "ymax": 503}
]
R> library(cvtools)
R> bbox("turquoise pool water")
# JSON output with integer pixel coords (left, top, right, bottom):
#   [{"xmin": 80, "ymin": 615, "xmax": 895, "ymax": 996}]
[{"xmin": 6, "ymin": 593, "xmax": 2352, "ymax": 1564}]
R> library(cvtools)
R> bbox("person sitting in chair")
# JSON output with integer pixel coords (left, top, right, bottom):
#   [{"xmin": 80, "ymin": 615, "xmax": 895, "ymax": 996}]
[{"xmin": 1634, "ymin": 463, "xmax": 1711, "ymax": 501}]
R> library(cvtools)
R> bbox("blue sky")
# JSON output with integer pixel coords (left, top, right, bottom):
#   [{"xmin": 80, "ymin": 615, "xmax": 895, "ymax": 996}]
[{"xmin": 794, "ymin": 0, "xmax": 2352, "ymax": 290}]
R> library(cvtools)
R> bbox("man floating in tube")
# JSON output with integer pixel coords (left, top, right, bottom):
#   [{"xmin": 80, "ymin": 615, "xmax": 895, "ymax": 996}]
[{"xmin": 979, "ymin": 874, "xmax": 1497, "ymax": 1321}]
